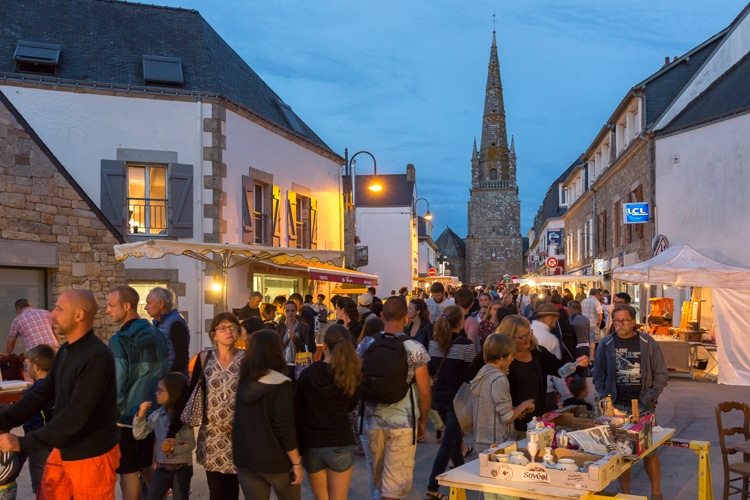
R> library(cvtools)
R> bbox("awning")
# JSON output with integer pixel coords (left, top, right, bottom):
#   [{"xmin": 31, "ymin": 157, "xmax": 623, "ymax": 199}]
[
  {"xmin": 114, "ymin": 239, "xmax": 344, "ymax": 267},
  {"xmin": 306, "ymin": 264, "xmax": 378, "ymax": 286},
  {"xmin": 114, "ymin": 239, "xmax": 345, "ymax": 310}
]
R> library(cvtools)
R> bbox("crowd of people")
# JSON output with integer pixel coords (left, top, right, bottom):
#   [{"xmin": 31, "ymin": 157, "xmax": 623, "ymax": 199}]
[{"xmin": 0, "ymin": 280, "xmax": 667, "ymax": 500}]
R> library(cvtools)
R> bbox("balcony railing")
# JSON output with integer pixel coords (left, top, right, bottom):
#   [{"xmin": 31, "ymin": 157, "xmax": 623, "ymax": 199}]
[
  {"xmin": 128, "ymin": 197, "xmax": 167, "ymax": 235},
  {"xmin": 475, "ymin": 180, "xmax": 514, "ymax": 189}
]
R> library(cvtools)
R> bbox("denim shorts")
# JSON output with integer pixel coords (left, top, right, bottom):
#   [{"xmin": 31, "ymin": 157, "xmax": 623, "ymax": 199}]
[{"xmin": 302, "ymin": 445, "xmax": 356, "ymax": 474}]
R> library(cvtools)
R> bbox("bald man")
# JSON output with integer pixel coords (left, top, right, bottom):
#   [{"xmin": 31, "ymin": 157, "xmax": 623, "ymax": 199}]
[{"xmin": 0, "ymin": 289, "xmax": 120, "ymax": 499}]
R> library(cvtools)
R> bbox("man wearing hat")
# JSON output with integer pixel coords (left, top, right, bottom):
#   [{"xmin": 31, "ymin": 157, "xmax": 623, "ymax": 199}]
[
  {"xmin": 531, "ymin": 303, "xmax": 572, "ymax": 412},
  {"xmin": 357, "ymin": 293, "xmax": 374, "ymax": 322}
]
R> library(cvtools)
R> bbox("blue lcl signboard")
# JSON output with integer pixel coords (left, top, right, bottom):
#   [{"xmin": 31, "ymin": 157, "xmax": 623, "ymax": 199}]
[{"xmin": 624, "ymin": 202, "xmax": 649, "ymax": 224}]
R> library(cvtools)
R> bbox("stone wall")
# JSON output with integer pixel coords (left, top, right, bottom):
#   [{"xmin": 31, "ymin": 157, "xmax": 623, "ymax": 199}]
[{"xmin": 0, "ymin": 98, "xmax": 124, "ymax": 338}]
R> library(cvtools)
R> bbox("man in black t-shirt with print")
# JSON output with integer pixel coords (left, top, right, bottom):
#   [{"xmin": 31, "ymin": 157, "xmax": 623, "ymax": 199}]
[{"xmin": 593, "ymin": 305, "xmax": 668, "ymax": 500}]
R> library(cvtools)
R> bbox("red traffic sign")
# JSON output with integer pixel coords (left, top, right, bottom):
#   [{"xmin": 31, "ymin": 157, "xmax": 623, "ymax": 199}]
[
  {"xmin": 546, "ymin": 257, "xmax": 559, "ymax": 269},
  {"xmin": 428, "ymin": 268, "xmax": 437, "ymax": 277}
]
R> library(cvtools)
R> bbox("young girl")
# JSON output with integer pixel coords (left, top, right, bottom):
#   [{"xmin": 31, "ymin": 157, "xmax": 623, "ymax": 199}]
[{"xmin": 133, "ymin": 372, "xmax": 195, "ymax": 500}]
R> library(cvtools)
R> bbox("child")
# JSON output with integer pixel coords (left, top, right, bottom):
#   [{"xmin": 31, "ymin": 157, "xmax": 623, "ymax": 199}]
[
  {"xmin": 22, "ymin": 344, "xmax": 55, "ymax": 494},
  {"xmin": 470, "ymin": 334, "xmax": 535, "ymax": 500},
  {"xmin": 133, "ymin": 373, "xmax": 195, "ymax": 500},
  {"xmin": 563, "ymin": 377, "xmax": 594, "ymax": 410}
]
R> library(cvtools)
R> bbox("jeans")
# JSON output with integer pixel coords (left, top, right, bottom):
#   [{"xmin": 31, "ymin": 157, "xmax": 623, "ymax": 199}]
[
  {"xmin": 0, "ymin": 482, "xmax": 16, "ymax": 500},
  {"xmin": 427, "ymin": 400, "xmax": 464, "ymax": 492},
  {"xmin": 237, "ymin": 467, "xmax": 301, "ymax": 500},
  {"xmin": 28, "ymin": 448, "xmax": 51, "ymax": 494},
  {"xmin": 147, "ymin": 465, "xmax": 192, "ymax": 500}
]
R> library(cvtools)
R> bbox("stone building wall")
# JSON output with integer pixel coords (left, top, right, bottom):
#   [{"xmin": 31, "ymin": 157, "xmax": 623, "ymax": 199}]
[
  {"xmin": 562, "ymin": 193, "xmax": 594, "ymax": 273},
  {"xmin": 0, "ymin": 97, "xmax": 125, "ymax": 338}
]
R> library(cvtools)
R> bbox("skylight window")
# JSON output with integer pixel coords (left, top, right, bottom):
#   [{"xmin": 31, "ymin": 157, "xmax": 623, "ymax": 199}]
[
  {"xmin": 143, "ymin": 55, "xmax": 184, "ymax": 86},
  {"xmin": 276, "ymin": 100, "xmax": 306, "ymax": 135},
  {"xmin": 14, "ymin": 41, "xmax": 61, "ymax": 75}
]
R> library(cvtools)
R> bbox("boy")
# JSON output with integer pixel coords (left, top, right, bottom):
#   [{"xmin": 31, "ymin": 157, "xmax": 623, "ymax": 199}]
[
  {"xmin": 22, "ymin": 344, "xmax": 55, "ymax": 494},
  {"xmin": 563, "ymin": 377, "xmax": 593, "ymax": 410}
]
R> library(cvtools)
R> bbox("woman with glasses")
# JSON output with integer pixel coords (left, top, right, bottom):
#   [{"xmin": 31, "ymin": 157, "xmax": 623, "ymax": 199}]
[
  {"xmin": 189, "ymin": 312, "xmax": 245, "ymax": 499},
  {"xmin": 276, "ymin": 301, "xmax": 314, "ymax": 380},
  {"xmin": 488, "ymin": 316, "xmax": 589, "ymax": 438}
]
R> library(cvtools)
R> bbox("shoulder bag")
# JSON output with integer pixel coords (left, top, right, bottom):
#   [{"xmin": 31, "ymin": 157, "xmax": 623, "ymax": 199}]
[{"xmin": 180, "ymin": 349, "xmax": 213, "ymax": 426}]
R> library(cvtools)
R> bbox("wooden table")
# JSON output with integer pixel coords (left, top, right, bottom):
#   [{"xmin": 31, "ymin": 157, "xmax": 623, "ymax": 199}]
[{"xmin": 437, "ymin": 427, "xmax": 675, "ymax": 500}]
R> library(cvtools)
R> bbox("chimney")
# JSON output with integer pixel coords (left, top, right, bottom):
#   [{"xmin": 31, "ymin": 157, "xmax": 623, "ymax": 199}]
[
  {"xmin": 673, "ymin": 56, "xmax": 678, "ymax": 62},
  {"xmin": 664, "ymin": 56, "xmax": 670, "ymax": 66},
  {"xmin": 406, "ymin": 163, "xmax": 415, "ymax": 182}
]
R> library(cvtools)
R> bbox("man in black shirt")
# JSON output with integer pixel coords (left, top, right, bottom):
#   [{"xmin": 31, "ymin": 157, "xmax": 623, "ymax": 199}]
[
  {"xmin": 237, "ymin": 291, "xmax": 263, "ymax": 321},
  {"xmin": 0, "ymin": 289, "xmax": 120, "ymax": 498}
]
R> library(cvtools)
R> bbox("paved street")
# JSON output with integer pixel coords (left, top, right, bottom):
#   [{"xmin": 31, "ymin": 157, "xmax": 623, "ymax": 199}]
[{"xmin": 10, "ymin": 371, "xmax": 750, "ymax": 499}]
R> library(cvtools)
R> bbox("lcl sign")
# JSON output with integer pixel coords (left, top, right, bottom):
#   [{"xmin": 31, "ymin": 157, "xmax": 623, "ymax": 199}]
[{"xmin": 624, "ymin": 202, "xmax": 649, "ymax": 224}]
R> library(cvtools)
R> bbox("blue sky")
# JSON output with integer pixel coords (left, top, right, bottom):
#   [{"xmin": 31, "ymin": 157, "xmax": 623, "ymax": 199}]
[{"xmin": 164, "ymin": 0, "xmax": 748, "ymax": 237}]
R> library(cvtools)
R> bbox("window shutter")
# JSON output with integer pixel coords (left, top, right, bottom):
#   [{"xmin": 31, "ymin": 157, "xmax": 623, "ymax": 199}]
[
  {"xmin": 241, "ymin": 176, "xmax": 254, "ymax": 245},
  {"xmin": 602, "ymin": 210, "xmax": 608, "ymax": 252},
  {"xmin": 310, "ymin": 198, "xmax": 318, "ymax": 249},
  {"xmin": 287, "ymin": 191, "xmax": 298, "ymax": 245},
  {"xmin": 100, "ymin": 160, "xmax": 125, "ymax": 233},
  {"xmin": 168, "ymin": 163, "xmax": 194, "ymax": 238},
  {"xmin": 272, "ymin": 185, "xmax": 281, "ymax": 246}
]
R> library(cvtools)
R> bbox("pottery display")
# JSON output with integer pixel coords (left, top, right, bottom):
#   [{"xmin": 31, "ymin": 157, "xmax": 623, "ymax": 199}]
[
  {"xmin": 556, "ymin": 429, "xmax": 569, "ymax": 448},
  {"xmin": 543, "ymin": 446, "xmax": 555, "ymax": 465},
  {"xmin": 509, "ymin": 451, "xmax": 529, "ymax": 465},
  {"xmin": 557, "ymin": 458, "xmax": 579, "ymax": 471}
]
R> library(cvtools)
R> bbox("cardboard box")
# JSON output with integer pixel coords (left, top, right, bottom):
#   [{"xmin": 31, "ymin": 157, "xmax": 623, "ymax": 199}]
[
  {"xmin": 539, "ymin": 411, "xmax": 597, "ymax": 432},
  {"xmin": 478, "ymin": 442, "xmax": 622, "ymax": 491},
  {"xmin": 614, "ymin": 413, "xmax": 654, "ymax": 456},
  {"xmin": 678, "ymin": 330, "xmax": 702, "ymax": 343}
]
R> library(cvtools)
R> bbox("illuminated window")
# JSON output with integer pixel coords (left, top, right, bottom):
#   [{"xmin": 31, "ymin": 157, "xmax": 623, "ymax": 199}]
[{"xmin": 127, "ymin": 164, "xmax": 167, "ymax": 235}]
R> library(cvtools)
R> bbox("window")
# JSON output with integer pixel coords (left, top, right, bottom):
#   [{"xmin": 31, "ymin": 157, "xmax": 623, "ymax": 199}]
[
  {"xmin": 559, "ymin": 185, "xmax": 568, "ymax": 207},
  {"xmin": 14, "ymin": 41, "xmax": 60, "ymax": 75},
  {"xmin": 614, "ymin": 199, "xmax": 622, "ymax": 247},
  {"xmin": 276, "ymin": 100, "xmax": 306, "ymax": 135},
  {"xmin": 143, "ymin": 55, "xmax": 184, "ymax": 86},
  {"xmin": 127, "ymin": 164, "xmax": 167, "ymax": 235},
  {"xmin": 286, "ymin": 191, "xmax": 317, "ymax": 249},
  {"xmin": 242, "ymin": 176, "xmax": 271, "ymax": 245},
  {"xmin": 101, "ymin": 160, "xmax": 193, "ymax": 238}
]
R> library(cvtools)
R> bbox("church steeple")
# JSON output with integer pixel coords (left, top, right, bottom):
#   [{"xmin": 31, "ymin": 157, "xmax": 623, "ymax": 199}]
[{"xmin": 475, "ymin": 29, "xmax": 512, "ymax": 187}]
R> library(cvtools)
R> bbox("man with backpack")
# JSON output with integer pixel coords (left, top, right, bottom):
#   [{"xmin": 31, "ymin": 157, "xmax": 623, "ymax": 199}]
[{"xmin": 356, "ymin": 296, "xmax": 431, "ymax": 500}]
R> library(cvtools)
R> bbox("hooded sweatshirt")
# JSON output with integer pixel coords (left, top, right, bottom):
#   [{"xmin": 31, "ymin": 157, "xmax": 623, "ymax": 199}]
[
  {"xmin": 233, "ymin": 370, "xmax": 297, "ymax": 474},
  {"xmin": 109, "ymin": 318, "xmax": 169, "ymax": 425},
  {"xmin": 294, "ymin": 361, "xmax": 360, "ymax": 450},
  {"xmin": 470, "ymin": 364, "xmax": 515, "ymax": 451}
]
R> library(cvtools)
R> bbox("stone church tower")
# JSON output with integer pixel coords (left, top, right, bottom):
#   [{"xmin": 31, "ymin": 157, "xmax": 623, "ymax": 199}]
[{"xmin": 466, "ymin": 31, "xmax": 523, "ymax": 285}]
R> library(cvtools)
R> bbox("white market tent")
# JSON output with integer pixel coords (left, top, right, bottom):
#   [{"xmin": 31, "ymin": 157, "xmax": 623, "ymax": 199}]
[{"xmin": 613, "ymin": 244, "xmax": 750, "ymax": 385}]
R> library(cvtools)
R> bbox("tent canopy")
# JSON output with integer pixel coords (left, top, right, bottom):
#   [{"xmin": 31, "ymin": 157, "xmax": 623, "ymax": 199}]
[
  {"xmin": 612, "ymin": 244, "xmax": 750, "ymax": 289},
  {"xmin": 114, "ymin": 239, "xmax": 344, "ymax": 269},
  {"xmin": 612, "ymin": 243, "xmax": 750, "ymax": 386}
]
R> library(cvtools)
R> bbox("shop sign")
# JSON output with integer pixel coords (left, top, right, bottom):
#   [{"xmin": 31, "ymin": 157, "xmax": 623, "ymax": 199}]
[
  {"xmin": 547, "ymin": 229, "xmax": 562, "ymax": 246},
  {"xmin": 624, "ymin": 202, "xmax": 649, "ymax": 224}
]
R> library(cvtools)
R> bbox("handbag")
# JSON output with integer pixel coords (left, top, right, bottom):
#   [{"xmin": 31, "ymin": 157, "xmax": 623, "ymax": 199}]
[
  {"xmin": 181, "ymin": 349, "xmax": 213, "ymax": 426},
  {"xmin": 453, "ymin": 382, "xmax": 474, "ymax": 434}
]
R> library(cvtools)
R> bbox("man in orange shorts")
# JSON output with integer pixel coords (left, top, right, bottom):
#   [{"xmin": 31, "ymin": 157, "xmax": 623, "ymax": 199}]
[{"xmin": 0, "ymin": 289, "xmax": 120, "ymax": 499}]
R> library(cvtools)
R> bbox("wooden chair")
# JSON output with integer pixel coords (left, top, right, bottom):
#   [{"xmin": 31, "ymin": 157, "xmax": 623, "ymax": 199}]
[{"xmin": 716, "ymin": 401, "xmax": 750, "ymax": 499}]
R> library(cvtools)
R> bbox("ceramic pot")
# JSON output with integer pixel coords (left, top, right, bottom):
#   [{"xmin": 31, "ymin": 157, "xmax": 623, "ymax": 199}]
[
  {"xmin": 557, "ymin": 458, "xmax": 579, "ymax": 471},
  {"xmin": 509, "ymin": 451, "xmax": 529, "ymax": 465}
]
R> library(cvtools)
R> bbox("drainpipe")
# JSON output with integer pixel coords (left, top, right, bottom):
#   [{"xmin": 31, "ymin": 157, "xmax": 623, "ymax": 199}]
[{"xmin": 196, "ymin": 97, "xmax": 205, "ymax": 351}]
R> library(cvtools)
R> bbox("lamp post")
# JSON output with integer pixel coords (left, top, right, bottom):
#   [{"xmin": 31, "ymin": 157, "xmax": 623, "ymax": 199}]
[
  {"xmin": 343, "ymin": 148, "xmax": 379, "ymax": 268},
  {"xmin": 414, "ymin": 197, "xmax": 432, "ymax": 220}
]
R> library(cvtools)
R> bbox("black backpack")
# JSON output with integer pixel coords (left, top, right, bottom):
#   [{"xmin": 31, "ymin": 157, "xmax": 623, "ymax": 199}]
[{"xmin": 360, "ymin": 332, "xmax": 412, "ymax": 404}]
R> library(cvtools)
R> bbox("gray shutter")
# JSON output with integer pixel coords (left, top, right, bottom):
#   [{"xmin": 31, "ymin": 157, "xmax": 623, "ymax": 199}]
[
  {"xmin": 272, "ymin": 185, "xmax": 281, "ymax": 246},
  {"xmin": 169, "ymin": 163, "xmax": 194, "ymax": 238},
  {"xmin": 241, "ymin": 175, "xmax": 254, "ymax": 245},
  {"xmin": 100, "ymin": 160, "xmax": 125, "ymax": 232}
]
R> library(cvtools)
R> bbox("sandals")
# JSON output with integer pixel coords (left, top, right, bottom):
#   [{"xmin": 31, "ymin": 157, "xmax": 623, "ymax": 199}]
[
  {"xmin": 426, "ymin": 491, "xmax": 448, "ymax": 500},
  {"xmin": 463, "ymin": 446, "xmax": 474, "ymax": 458}
]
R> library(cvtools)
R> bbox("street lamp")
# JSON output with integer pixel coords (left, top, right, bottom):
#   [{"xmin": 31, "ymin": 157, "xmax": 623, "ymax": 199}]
[
  {"xmin": 415, "ymin": 197, "xmax": 432, "ymax": 220},
  {"xmin": 343, "ymin": 148, "xmax": 380, "ymax": 268}
]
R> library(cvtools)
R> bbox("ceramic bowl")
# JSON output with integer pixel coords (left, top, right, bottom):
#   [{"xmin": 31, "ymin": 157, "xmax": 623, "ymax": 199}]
[
  {"xmin": 509, "ymin": 451, "xmax": 529, "ymax": 465},
  {"xmin": 557, "ymin": 458, "xmax": 579, "ymax": 471}
]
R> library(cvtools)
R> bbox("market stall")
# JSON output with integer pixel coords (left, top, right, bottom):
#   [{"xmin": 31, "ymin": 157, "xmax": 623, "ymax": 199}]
[{"xmin": 613, "ymin": 244, "xmax": 750, "ymax": 385}]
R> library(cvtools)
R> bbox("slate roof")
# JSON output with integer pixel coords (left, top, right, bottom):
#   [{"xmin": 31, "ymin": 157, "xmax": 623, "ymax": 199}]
[
  {"xmin": 658, "ymin": 52, "xmax": 750, "ymax": 133},
  {"xmin": 352, "ymin": 174, "xmax": 415, "ymax": 207},
  {"xmin": 436, "ymin": 227, "xmax": 466, "ymax": 259},
  {"xmin": 0, "ymin": 0, "xmax": 333, "ymax": 153},
  {"xmin": 636, "ymin": 32, "xmax": 727, "ymax": 126}
]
